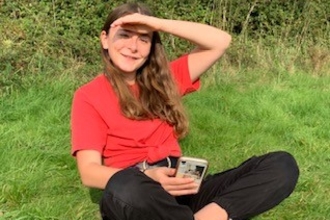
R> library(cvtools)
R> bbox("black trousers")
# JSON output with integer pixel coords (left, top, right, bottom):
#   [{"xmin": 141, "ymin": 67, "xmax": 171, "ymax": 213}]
[{"xmin": 100, "ymin": 151, "xmax": 299, "ymax": 220}]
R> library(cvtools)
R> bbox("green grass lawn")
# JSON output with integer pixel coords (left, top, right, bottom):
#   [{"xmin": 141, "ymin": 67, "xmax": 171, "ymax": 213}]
[{"xmin": 1, "ymin": 71, "xmax": 330, "ymax": 219}]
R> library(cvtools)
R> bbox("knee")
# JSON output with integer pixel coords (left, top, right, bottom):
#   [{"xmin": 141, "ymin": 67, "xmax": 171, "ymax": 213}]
[{"xmin": 267, "ymin": 151, "xmax": 300, "ymax": 194}]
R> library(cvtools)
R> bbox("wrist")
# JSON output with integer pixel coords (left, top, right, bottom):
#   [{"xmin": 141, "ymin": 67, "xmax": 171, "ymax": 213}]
[
  {"xmin": 143, "ymin": 168, "xmax": 150, "ymax": 176},
  {"xmin": 156, "ymin": 18, "xmax": 168, "ymax": 31}
]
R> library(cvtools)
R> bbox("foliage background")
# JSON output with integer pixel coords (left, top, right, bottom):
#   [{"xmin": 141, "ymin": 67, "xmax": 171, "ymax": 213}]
[{"xmin": 1, "ymin": 0, "xmax": 329, "ymax": 96}]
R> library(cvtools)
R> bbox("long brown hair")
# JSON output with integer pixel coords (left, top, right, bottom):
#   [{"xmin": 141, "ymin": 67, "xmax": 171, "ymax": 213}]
[{"xmin": 100, "ymin": 2, "xmax": 188, "ymax": 138}]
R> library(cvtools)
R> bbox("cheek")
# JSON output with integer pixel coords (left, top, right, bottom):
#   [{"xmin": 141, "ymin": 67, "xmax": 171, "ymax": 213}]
[
  {"xmin": 108, "ymin": 41, "xmax": 124, "ymax": 58},
  {"xmin": 111, "ymin": 41, "xmax": 125, "ymax": 51},
  {"xmin": 140, "ymin": 45, "xmax": 151, "ymax": 58}
]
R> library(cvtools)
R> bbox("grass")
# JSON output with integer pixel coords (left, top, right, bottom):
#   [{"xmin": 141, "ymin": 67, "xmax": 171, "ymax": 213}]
[
  {"xmin": 1, "ymin": 65, "xmax": 330, "ymax": 219},
  {"xmin": 184, "ymin": 72, "xmax": 330, "ymax": 219},
  {"xmin": 1, "ymin": 0, "xmax": 329, "ymax": 218}
]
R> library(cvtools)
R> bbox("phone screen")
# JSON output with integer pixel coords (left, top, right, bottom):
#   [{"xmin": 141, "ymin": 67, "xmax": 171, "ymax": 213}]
[{"xmin": 175, "ymin": 157, "xmax": 208, "ymax": 186}]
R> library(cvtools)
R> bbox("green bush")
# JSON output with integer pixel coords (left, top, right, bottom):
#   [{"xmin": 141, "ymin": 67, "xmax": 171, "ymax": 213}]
[{"xmin": 1, "ymin": 0, "xmax": 329, "ymax": 96}]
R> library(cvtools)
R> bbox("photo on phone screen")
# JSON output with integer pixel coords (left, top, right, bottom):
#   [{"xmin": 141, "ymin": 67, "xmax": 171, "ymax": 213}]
[{"xmin": 175, "ymin": 157, "xmax": 208, "ymax": 186}]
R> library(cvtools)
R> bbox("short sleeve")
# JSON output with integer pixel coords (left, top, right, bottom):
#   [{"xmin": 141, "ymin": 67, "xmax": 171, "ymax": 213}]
[
  {"xmin": 170, "ymin": 54, "xmax": 200, "ymax": 96},
  {"xmin": 71, "ymin": 89, "xmax": 108, "ymax": 156}
]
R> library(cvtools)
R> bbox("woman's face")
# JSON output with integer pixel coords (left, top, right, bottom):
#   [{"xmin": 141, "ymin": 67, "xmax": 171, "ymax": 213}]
[{"xmin": 101, "ymin": 23, "xmax": 152, "ymax": 76}]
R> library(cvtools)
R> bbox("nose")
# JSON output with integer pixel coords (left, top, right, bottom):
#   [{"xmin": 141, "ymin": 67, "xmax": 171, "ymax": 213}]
[{"xmin": 127, "ymin": 37, "xmax": 138, "ymax": 52}]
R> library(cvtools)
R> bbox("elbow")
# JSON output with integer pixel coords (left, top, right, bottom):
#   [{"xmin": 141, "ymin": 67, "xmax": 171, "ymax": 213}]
[
  {"xmin": 80, "ymin": 175, "xmax": 106, "ymax": 189},
  {"xmin": 80, "ymin": 175, "xmax": 94, "ymax": 188},
  {"xmin": 78, "ymin": 166, "xmax": 114, "ymax": 189},
  {"xmin": 77, "ymin": 166, "xmax": 95, "ymax": 187},
  {"xmin": 79, "ymin": 169, "xmax": 101, "ymax": 188},
  {"xmin": 221, "ymin": 32, "xmax": 232, "ymax": 50},
  {"xmin": 214, "ymin": 33, "xmax": 232, "ymax": 57}
]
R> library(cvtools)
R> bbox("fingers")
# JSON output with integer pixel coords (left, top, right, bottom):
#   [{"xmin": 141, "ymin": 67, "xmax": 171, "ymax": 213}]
[
  {"xmin": 164, "ymin": 178, "xmax": 199, "ymax": 196},
  {"xmin": 163, "ymin": 182, "xmax": 199, "ymax": 196},
  {"xmin": 158, "ymin": 168, "xmax": 199, "ymax": 195},
  {"xmin": 111, "ymin": 13, "xmax": 145, "ymax": 27},
  {"xmin": 144, "ymin": 167, "xmax": 199, "ymax": 196},
  {"xmin": 163, "ymin": 181, "xmax": 198, "ymax": 191},
  {"xmin": 168, "ymin": 188, "xmax": 199, "ymax": 196},
  {"xmin": 110, "ymin": 13, "xmax": 160, "ymax": 31},
  {"xmin": 163, "ymin": 176, "xmax": 195, "ymax": 186},
  {"xmin": 163, "ymin": 167, "xmax": 176, "ymax": 176}
]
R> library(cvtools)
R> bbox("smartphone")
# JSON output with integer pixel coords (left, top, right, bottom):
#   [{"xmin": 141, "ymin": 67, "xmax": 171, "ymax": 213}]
[{"xmin": 175, "ymin": 156, "xmax": 209, "ymax": 191}]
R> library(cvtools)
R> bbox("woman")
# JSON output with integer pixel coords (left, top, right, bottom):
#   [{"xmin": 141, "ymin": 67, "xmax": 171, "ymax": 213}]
[{"xmin": 71, "ymin": 3, "xmax": 299, "ymax": 220}]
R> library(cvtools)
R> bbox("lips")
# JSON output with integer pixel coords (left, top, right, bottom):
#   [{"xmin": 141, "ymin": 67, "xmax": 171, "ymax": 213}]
[{"xmin": 122, "ymin": 54, "xmax": 139, "ymax": 60}]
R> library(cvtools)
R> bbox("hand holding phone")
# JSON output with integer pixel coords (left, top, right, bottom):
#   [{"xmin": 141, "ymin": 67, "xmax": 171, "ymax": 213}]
[{"xmin": 175, "ymin": 156, "xmax": 209, "ymax": 192}]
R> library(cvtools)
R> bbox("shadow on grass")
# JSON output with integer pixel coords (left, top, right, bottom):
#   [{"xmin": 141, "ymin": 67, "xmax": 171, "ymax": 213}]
[{"xmin": 89, "ymin": 188, "xmax": 103, "ymax": 204}]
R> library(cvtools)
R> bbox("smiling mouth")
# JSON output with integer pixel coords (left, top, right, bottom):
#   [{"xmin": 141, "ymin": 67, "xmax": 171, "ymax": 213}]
[{"xmin": 122, "ymin": 54, "xmax": 138, "ymax": 60}]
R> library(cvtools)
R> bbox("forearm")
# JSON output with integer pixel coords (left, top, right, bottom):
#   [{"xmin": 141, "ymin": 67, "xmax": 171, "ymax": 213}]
[
  {"xmin": 75, "ymin": 150, "xmax": 122, "ymax": 189},
  {"xmin": 111, "ymin": 13, "xmax": 231, "ymax": 53},
  {"xmin": 157, "ymin": 19, "xmax": 231, "ymax": 52},
  {"xmin": 78, "ymin": 162, "xmax": 121, "ymax": 189}
]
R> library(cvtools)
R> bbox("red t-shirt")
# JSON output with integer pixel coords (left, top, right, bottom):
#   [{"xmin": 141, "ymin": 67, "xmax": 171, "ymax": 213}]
[{"xmin": 71, "ymin": 55, "xmax": 200, "ymax": 168}]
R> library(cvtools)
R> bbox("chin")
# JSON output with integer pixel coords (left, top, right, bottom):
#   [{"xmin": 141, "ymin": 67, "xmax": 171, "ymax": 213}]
[
  {"xmin": 118, "ymin": 66, "xmax": 137, "ymax": 73},
  {"xmin": 120, "ymin": 66, "xmax": 143, "ymax": 73}
]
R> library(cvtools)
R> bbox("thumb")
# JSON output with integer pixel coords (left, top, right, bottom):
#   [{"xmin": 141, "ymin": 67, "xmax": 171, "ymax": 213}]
[{"xmin": 163, "ymin": 168, "xmax": 176, "ymax": 177}]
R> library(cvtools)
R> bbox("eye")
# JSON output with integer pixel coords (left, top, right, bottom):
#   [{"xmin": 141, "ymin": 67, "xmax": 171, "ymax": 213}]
[
  {"xmin": 119, "ymin": 33, "xmax": 129, "ymax": 38},
  {"xmin": 139, "ymin": 36, "xmax": 150, "ymax": 43}
]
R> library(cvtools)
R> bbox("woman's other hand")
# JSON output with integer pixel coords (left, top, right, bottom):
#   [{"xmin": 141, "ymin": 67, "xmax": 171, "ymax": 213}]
[{"xmin": 144, "ymin": 167, "xmax": 199, "ymax": 196}]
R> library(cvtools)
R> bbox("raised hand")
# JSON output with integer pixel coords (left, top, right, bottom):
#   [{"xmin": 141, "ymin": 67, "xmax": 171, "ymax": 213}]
[{"xmin": 111, "ymin": 13, "xmax": 162, "ymax": 32}]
